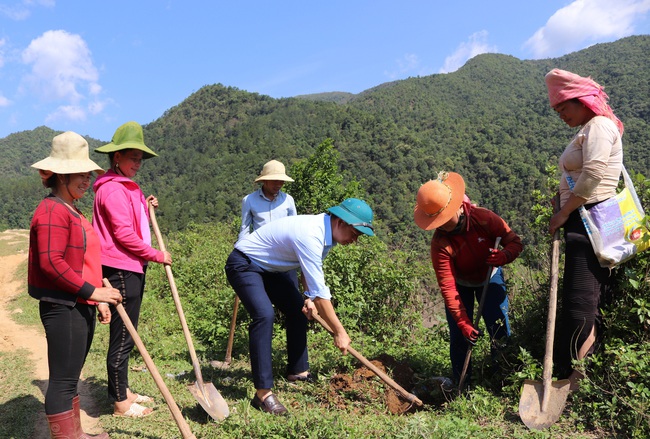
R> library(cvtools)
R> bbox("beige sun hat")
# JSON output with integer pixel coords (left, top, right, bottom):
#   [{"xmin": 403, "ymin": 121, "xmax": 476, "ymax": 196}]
[
  {"xmin": 254, "ymin": 160, "xmax": 294, "ymax": 182},
  {"xmin": 413, "ymin": 171, "xmax": 465, "ymax": 231},
  {"xmin": 31, "ymin": 131, "xmax": 105, "ymax": 175}
]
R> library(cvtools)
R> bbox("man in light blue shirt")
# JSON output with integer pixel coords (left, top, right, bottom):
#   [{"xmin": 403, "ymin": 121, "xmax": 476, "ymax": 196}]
[
  {"xmin": 225, "ymin": 198, "xmax": 374, "ymax": 415},
  {"xmin": 238, "ymin": 160, "xmax": 296, "ymax": 242}
]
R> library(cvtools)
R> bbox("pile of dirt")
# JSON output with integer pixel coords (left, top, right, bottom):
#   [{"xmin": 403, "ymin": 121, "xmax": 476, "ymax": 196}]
[{"xmin": 327, "ymin": 353, "xmax": 418, "ymax": 414}]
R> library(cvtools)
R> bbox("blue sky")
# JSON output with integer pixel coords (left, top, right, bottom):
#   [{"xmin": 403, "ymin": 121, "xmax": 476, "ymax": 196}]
[{"xmin": 0, "ymin": 0, "xmax": 649, "ymax": 141}]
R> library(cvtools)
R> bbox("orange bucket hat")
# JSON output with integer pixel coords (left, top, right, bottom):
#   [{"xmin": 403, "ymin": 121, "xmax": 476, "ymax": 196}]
[{"xmin": 414, "ymin": 171, "xmax": 465, "ymax": 231}]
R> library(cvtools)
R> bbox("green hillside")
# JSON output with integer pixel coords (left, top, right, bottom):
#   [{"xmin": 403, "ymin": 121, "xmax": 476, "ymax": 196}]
[
  {"xmin": 2, "ymin": 35, "xmax": 649, "ymax": 245},
  {"xmin": 2, "ymin": 35, "xmax": 649, "ymax": 438}
]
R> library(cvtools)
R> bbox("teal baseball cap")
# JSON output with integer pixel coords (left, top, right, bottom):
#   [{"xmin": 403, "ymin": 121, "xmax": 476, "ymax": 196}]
[{"xmin": 327, "ymin": 198, "xmax": 374, "ymax": 236}]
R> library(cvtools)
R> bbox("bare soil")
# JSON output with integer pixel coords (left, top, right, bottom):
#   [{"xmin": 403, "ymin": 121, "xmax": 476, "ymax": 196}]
[
  {"xmin": 327, "ymin": 353, "xmax": 421, "ymax": 415},
  {"xmin": 0, "ymin": 229, "xmax": 105, "ymax": 438}
]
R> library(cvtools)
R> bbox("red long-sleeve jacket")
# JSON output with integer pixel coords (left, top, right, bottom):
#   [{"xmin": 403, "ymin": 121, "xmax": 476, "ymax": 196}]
[
  {"xmin": 430, "ymin": 203, "xmax": 523, "ymax": 331},
  {"xmin": 28, "ymin": 196, "xmax": 100, "ymax": 306}
]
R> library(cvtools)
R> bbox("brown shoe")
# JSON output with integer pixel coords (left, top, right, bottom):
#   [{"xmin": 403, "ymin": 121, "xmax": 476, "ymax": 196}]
[{"xmin": 251, "ymin": 394, "xmax": 288, "ymax": 415}]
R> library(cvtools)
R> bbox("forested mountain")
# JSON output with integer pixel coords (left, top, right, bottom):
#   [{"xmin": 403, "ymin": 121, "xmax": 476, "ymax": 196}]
[{"xmin": 1, "ymin": 35, "xmax": 649, "ymax": 249}]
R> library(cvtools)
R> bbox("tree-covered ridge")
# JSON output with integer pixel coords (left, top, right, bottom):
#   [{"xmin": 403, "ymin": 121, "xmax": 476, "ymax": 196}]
[{"xmin": 1, "ymin": 35, "xmax": 649, "ymax": 244}]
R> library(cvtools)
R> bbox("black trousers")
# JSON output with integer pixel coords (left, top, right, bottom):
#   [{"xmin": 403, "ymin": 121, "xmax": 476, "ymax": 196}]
[
  {"xmin": 555, "ymin": 207, "xmax": 611, "ymax": 378},
  {"xmin": 103, "ymin": 266, "xmax": 146, "ymax": 402},
  {"xmin": 40, "ymin": 301, "xmax": 96, "ymax": 414}
]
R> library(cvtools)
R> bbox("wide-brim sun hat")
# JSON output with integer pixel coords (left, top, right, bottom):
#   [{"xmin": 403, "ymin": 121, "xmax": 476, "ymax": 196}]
[
  {"xmin": 327, "ymin": 198, "xmax": 375, "ymax": 236},
  {"xmin": 31, "ymin": 131, "xmax": 105, "ymax": 175},
  {"xmin": 414, "ymin": 171, "xmax": 465, "ymax": 231},
  {"xmin": 95, "ymin": 121, "xmax": 158, "ymax": 159},
  {"xmin": 255, "ymin": 160, "xmax": 294, "ymax": 182}
]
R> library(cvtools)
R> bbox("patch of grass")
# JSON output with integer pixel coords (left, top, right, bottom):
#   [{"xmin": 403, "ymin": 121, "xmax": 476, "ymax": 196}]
[
  {"xmin": 0, "ymin": 227, "xmax": 628, "ymax": 438},
  {"xmin": 0, "ymin": 230, "xmax": 29, "ymax": 257},
  {"xmin": 7, "ymin": 259, "xmax": 40, "ymax": 327},
  {"xmin": 0, "ymin": 350, "xmax": 43, "ymax": 439}
]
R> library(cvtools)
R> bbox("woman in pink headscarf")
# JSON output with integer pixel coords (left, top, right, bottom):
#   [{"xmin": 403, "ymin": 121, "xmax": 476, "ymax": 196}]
[{"xmin": 544, "ymin": 68, "xmax": 623, "ymax": 390}]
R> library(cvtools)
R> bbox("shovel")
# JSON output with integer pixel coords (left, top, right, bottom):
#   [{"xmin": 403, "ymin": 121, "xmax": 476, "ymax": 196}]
[
  {"xmin": 457, "ymin": 236, "xmax": 501, "ymax": 394},
  {"xmin": 519, "ymin": 197, "xmax": 570, "ymax": 429},
  {"xmin": 102, "ymin": 279, "xmax": 197, "ymax": 439},
  {"xmin": 312, "ymin": 312, "xmax": 423, "ymax": 407},
  {"xmin": 210, "ymin": 295, "xmax": 239, "ymax": 369},
  {"xmin": 149, "ymin": 204, "xmax": 230, "ymax": 421}
]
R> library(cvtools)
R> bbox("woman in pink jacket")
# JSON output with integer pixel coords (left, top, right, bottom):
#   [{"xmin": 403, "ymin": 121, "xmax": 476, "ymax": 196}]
[{"xmin": 93, "ymin": 121, "xmax": 172, "ymax": 418}]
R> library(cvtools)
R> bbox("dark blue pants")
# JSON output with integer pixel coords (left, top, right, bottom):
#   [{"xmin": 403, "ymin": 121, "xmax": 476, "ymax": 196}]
[
  {"xmin": 40, "ymin": 301, "xmax": 96, "ymax": 414},
  {"xmin": 445, "ymin": 267, "xmax": 510, "ymax": 384},
  {"xmin": 225, "ymin": 249, "xmax": 308, "ymax": 390}
]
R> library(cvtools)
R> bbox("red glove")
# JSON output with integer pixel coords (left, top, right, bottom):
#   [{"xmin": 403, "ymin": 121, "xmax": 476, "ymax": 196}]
[
  {"xmin": 486, "ymin": 248, "xmax": 508, "ymax": 266},
  {"xmin": 457, "ymin": 321, "xmax": 480, "ymax": 346}
]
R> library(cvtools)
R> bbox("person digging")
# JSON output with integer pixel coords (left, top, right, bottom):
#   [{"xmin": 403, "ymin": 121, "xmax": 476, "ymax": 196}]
[{"xmin": 224, "ymin": 198, "xmax": 375, "ymax": 415}]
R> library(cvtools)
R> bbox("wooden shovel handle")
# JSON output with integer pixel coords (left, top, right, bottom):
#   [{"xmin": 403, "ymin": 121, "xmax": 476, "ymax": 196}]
[
  {"xmin": 102, "ymin": 279, "xmax": 196, "ymax": 439},
  {"xmin": 224, "ymin": 296, "xmax": 240, "ymax": 364},
  {"xmin": 148, "ymin": 203, "xmax": 206, "ymax": 387},
  {"xmin": 312, "ymin": 312, "xmax": 423, "ymax": 406},
  {"xmin": 458, "ymin": 236, "xmax": 502, "ymax": 393},
  {"xmin": 542, "ymin": 195, "xmax": 562, "ymax": 412}
]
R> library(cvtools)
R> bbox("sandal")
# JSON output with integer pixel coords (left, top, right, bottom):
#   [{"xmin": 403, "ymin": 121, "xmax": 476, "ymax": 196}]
[
  {"xmin": 133, "ymin": 394, "xmax": 154, "ymax": 404},
  {"xmin": 113, "ymin": 402, "xmax": 154, "ymax": 418},
  {"xmin": 287, "ymin": 372, "xmax": 314, "ymax": 383}
]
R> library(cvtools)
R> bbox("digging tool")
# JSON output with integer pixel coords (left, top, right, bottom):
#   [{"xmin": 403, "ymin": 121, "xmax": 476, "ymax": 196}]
[
  {"xmin": 210, "ymin": 295, "xmax": 239, "ymax": 369},
  {"xmin": 312, "ymin": 312, "xmax": 423, "ymax": 407},
  {"xmin": 102, "ymin": 279, "xmax": 196, "ymax": 439},
  {"xmin": 149, "ymin": 204, "xmax": 230, "ymax": 421},
  {"xmin": 519, "ymin": 196, "xmax": 571, "ymax": 429},
  {"xmin": 457, "ymin": 236, "xmax": 502, "ymax": 394}
]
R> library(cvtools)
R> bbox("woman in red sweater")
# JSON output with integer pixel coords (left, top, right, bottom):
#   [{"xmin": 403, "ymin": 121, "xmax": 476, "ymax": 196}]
[
  {"xmin": 414, "ymin": 171, "xmax": 523, "ymax": 387},
  {"xmin": 29, "ymin": 131, "xmax": 122, "ymax": 438}
]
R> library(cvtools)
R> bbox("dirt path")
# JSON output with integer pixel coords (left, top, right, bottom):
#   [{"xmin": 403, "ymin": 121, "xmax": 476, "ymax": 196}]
[{"xmin": 0, "ymin": 229, "xmax": 104, "ymax": 438}]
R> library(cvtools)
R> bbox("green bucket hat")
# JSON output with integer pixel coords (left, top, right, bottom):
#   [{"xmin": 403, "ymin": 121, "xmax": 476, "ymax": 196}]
[
  {"xmin": 95, "ymin": 121, "xmax": 158, "ymax": 159},
  {"xmin": 327, "ymin": 198, "xmax": 375, "ymax": 236}
]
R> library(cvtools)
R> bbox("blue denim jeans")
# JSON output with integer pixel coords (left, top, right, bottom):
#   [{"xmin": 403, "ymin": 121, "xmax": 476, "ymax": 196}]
[
  {"xmin": 225, "ymin": 249, "xmax": 308, "ymax": 390},
  {"xmin": 444, "ymin": 267, "xmax": 511, "ymax": 384}
]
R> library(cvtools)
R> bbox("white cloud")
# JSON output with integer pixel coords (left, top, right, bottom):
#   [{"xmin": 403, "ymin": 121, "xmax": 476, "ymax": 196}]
[
  {"xmin": 384, "ymin": 51, "xmax": 443, "ymax": 81},
  {"xmin": 439, "ymin": 31, "xmax": 497, "ymax": 74},
  {"xmin": 88, "ymin": 100, "xmax": 106, "ymax": 115},
  {"xmin": 45, "ymin": 105, "xmax": 86, "ymax": 123},
  {"xmin": 0, "ymin": 38, "xmax": 5, "ymax": 68},
  {"xmin": 384, "ymin": 53, "xmax": 426, "ymax": 80},
  {"xmin": 524, "ymin": 0, "xmax": 650, "ymax": 58},
  {"xmin": 21, "ymin": 30, "xmax": 102, "ymax": 121},
  {"xmin": 0, "ymin": 0, "xmax": 54, "ymax": 20},
  {"xmin": 0, "ymin": 95, "xmax": 11, "ymax": 107}
]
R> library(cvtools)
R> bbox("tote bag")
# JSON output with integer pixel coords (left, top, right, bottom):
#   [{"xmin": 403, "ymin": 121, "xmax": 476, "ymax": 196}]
[{"xmin": 566, "ymin": 166, "xmax": 650, "ymax": 268}]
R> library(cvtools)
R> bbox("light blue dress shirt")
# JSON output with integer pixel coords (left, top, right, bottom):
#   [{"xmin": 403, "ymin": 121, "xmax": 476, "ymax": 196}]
[
  {"xmin": 238, "ymin": 189, "xmax": 297, "ymax": 242},
  {"xmin": 235, "ymin": 213, "xmax": 335, "ymax": 300}
]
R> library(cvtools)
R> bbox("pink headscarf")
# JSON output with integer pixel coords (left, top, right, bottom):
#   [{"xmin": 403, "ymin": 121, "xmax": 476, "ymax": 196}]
[{"xmin": 545, "ymin": 68, "xmax": 624, "ymax": 135}]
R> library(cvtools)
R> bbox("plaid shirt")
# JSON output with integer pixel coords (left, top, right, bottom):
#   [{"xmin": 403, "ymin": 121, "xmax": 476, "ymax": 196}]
[{"xmin": 28, "ymin": 196, "xmax": 98, "ymax": 306}]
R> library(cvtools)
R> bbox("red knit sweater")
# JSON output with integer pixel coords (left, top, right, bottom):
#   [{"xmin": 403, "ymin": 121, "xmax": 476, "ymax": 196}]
[
  {"xmin": 28, "ymin": 196, "xmax": 99, "ymax": 306},
  {"xmin": 431, "ymin": 205, "xmax": 523, "ymax": 330}
]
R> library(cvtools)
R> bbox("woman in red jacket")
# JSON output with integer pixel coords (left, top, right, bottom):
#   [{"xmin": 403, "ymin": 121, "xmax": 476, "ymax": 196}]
[
  {"xmin": 414, "ymin": 171, "xmax": 523, "ymax": 387},
  {"xmin": 29, "ymin": 131, "xmax": 122, "ymax": 438}
]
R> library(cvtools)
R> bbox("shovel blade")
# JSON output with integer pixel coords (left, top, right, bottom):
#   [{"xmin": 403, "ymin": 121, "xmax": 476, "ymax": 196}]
[
  {"xmin": 519, "ymin": 379, "xmax": 571, "ymax": 430},
  {"xmin": 188, "ymin": 381, "xmax": 230, "ymax": 421}
]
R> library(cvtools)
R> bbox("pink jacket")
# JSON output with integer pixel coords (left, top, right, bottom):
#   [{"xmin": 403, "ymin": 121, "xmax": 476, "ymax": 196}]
[{"xmin": 92, "ymin": 170, "xmax": 164, "ymax": 273}]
